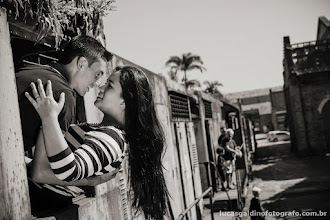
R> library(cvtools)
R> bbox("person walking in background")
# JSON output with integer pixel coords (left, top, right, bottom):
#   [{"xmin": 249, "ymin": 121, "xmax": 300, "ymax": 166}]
[
  {"xmin": 216, "ymin": 127, "xmax": 226, "ymax": 191},
  {"xmin": 249, "ymin": 186, "xmax": 265, "ymax": 220},
  {"xmin": 16, "ymin": 35, "xmax": 113, "ymax": 214},
  {"xmin": 26, "ymin": 66, "xmax": 170, "ymax": 220},
  {"xmin": 220, "ymin": 128, "xmax": 242, "ymax": 189}
]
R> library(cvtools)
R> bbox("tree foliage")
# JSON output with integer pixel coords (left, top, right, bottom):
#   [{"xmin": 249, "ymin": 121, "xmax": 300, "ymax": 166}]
[
  {"xmin": 3, "ymin": 0, "xmax": 116, "ymax": 48},
  {"xmin": 165, "ymin": 52, "xmax": 206, "ymax": 87},
  {"xmin": 204, "ymin": 80, "xmax": 223, "ymax": 98}
]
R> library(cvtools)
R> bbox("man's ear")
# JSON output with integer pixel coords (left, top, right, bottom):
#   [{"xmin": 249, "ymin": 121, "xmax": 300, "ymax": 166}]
[{"xmin": 77, "ymin": 57, "xmax": 88, "ymax": 70}]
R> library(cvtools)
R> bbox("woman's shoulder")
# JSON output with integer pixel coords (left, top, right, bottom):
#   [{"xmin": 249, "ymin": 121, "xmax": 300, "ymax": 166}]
[
  {"xmin": 69, "ymin": 123, "xmax": 126, "ymax": 142},
  {"xmin": 95, "ymin": 126, "xmax": 125, "ymax": 139},
  {"xmin": 84, "ymin": 125, "xmax": 126, "ymax": 148},
  {"xmin": 75, "ymin": 123, "xmax": 124, "ymax": 135}
]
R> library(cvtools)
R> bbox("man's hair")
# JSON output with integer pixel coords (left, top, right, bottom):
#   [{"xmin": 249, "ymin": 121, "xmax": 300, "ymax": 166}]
[{"xmin": 59, "ymin": 35, "xmax": 113, "ymax": 66}]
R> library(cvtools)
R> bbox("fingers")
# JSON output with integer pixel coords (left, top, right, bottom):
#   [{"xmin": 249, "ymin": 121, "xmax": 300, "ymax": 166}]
[
  {"xmin": 46, "ymin": 80, "xmax": 53, "ymax": 97},
  {"xmin": 31, "ymin": 79, "xmax": 54, "ymax": 99},
  {"xmin": 37, "ymin": 79, "xmax": 46, "ymax": 98},
  {"xmin": 30, "ymin": 82, "xmax": 40, "ymax": 99},
  {"xmin": 25, "ymin": 92, "xmax": 38, "ymax": 109},
  {"xmin": 58, "ymin": 92, "xmax": 65, "ymax": 109}
]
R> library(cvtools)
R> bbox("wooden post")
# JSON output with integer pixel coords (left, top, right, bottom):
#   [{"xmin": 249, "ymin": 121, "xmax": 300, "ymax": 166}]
[{"xmin": 0, "ymin": 7, "xmax": 31, "ymax": 220}]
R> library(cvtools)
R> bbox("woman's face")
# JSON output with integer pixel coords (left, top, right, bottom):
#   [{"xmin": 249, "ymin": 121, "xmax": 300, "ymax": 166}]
[{"xmin": 94, "ymin": 70, "xmax": 125, "ymax": 126}]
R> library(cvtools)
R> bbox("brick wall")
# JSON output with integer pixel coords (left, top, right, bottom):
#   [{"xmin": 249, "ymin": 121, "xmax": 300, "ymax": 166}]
[
  {"xmin": 301, "ymin": 81, "xmax": 330, "ymax": 154},
  {"xmin": 286, "ymin": 83, "xmax": 309, "ymax": 155}
]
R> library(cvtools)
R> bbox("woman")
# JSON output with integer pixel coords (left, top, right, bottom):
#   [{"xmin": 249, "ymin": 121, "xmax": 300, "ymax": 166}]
[{"xmin": 26, "ymin": 66, "xmax": 170, "ymax": 220}]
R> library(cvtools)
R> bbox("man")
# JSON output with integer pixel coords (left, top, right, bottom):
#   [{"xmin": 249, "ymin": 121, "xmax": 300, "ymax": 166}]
[
  {"xmin": 220, "ymin": 128, "xmax": 242, "ymax": 190},
  {"xmin": 216, "ymin": 127, "xmax": 226, "ymax": 191},
  {"xmin": 16, "ymin": 35, "xmax": 114, "ymax": 214},
  {"xmin": 16, "ymin": 35, "xmax": 112, "ymax": 153}
]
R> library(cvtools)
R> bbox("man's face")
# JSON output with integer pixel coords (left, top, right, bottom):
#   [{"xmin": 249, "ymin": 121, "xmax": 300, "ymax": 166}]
[
  {"xmin": 226, "ymin": 130, "xmax": 234, "ymax": 139},
  {"xmin": 74, "ymin": 58, "xmax": 107, "ymax": 96},
  {"xmin": 220, "ymin": 128, "xmax": 225, "ymax": 134}
]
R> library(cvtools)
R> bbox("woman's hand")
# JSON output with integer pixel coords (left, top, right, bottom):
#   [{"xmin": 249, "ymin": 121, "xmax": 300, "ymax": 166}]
[{"xmin": 25, "ymin": 79, "xmax": 65, "ymax": 120}]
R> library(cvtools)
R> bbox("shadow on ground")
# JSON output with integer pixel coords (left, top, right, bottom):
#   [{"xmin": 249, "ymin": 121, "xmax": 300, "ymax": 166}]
[{"xmin": 249, "ymin": 141, "xmax": 330, "ymax": 219}]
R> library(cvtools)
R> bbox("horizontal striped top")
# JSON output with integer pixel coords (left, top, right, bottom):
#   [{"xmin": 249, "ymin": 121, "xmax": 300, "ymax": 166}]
[{"xmin": 48, "ymin": 124, "xmax": 126, "ymax": 182}]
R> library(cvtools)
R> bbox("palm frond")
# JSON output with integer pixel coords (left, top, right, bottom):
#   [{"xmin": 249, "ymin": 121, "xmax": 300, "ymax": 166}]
[
  {"xmin": 165, "ymin": 56, "xmax": 182, "ymax": 66},
  {"xmin": 203, "ymin": 81, "xmax": 211, "ymax": 86},
  {"xmin": 186, "ymin": 79, "xmax": 201, "ymax": 89},
  {"xmin": 187, "ymin": 64, "xmax": 206, "ymax": 73},
  {"xmin": 204, "ymin": 80, "xmax": 223, "ymax": 94},
  {"xmin": 186, "ymin": 54, "xmax": 204, "ymax": 65},
  {"xmin": 186, "ymin": 79, "xmax": 201, "ymax": 86}
]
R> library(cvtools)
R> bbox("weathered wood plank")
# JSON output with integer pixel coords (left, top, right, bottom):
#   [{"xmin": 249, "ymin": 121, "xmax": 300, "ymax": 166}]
[{"xmin": 0, "ymin": 7, "xmax": 31, "ymax": 220}]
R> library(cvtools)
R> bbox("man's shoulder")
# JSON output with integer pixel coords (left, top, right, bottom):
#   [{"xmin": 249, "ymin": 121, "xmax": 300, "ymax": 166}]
[
  {"xmin": 17, "ymin": 65, "xmax": 74, "ymax": 94},
  {"xmin": 17, "ymin": 65, "xmax": 67, "ymax": 84},
  {"xmin": 218, "ymin": 134, "xmax": 225, "ymax": 141},
  {"xmin": 221, "ymin": 137, "xmax": 230, "ymax": 143},
  {"xmin": 16, "ymin": 65, "xmax": 58, "ymax": 76}
]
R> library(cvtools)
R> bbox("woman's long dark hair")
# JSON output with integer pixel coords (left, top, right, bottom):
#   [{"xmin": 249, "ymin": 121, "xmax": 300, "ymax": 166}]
[{"xmin": 116, "ymin": 66, "xmax": 169, "ymax": 219}]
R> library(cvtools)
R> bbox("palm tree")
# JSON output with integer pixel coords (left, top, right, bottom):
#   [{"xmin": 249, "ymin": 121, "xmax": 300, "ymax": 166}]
[
  {"xmin": 165, "ymin": 53, "xmax": 206, "ymax": 88},
  {"xmin": 204, "ymin": 80, "xmax": 223, "ymax": 95}
]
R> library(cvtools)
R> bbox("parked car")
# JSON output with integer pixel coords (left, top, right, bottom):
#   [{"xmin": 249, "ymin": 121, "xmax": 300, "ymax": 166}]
[{"xmin": 267, "ymin": 131, "xmax": 290, "ymax": 142}]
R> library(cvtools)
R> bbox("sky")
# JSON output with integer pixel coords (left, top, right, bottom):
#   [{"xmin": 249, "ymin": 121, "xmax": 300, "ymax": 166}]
[{"xmin": 103, "ymin": 0, "xmax": 330, "ymax": 94}]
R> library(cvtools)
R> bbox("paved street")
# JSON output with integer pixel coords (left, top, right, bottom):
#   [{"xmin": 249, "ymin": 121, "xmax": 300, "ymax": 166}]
[
  {"xmin": 204, "ymin": 135, "xmax": 330, "ymax": 219},
  {"xmin": 245, "ymin": 136, "xmax": 330, "ymax": 220}
]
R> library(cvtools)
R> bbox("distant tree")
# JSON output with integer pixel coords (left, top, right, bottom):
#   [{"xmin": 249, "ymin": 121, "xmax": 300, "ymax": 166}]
[
  {"xmin": 186, "ymin": 79, "xmax": 201, "ymax": 90},
  {"xmin": 168, "ymin": 66, "xmax": 179, "ymax": 82},
  {"xmin": 204, "ymin": 80, "xmax": 223, "ymax": 98},
  {"xmin": 165, "ymin": 53, "xmax": 206, "ymax": 88}
]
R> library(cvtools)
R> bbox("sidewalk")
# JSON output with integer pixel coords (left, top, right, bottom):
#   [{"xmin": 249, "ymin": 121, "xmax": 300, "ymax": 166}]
[
  {"xmin": 245, "ymin": 148, "xmax": 330, "ymax": 220},
  {"xmin": 203, "ymin": 208, "xmax": 236, "ymax": 220}
]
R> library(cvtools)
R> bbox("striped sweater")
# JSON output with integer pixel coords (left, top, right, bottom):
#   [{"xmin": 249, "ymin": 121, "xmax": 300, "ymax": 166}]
[{"xmin": 48, "ymin": 124, "xmax": 126, "ymax": 182}]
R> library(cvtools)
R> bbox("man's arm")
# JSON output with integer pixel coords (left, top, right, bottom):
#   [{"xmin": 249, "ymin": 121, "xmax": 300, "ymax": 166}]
[
  {"xmin": 224, "ymin": 140, "xmax": 242, "ymax": 157},
  {"xmin": 30, "ymin": 130, "xmax": 119, "ymax": 186}
]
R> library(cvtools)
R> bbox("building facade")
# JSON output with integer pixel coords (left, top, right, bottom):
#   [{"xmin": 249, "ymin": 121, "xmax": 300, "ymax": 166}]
[
  {"xmin": 225, "ymin": 86, "xmax": 286, "ymax": 133},
  {"xmin": 283, "ymin": 16, "xmax": 330, "ymax": 156}
]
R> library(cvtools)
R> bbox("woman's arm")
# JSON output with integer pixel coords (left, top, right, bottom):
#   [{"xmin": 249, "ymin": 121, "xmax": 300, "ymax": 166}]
[
  {"xmin": 25, "ymin": 79, "xmax": 70, "ymax": 157},
  {"xmin": 31, "ymin": 129, "xmax": 119, "ymax": 186},
  {"xmin": 26, "ymin": 80, "xmax": 123, "ymax": 182}
]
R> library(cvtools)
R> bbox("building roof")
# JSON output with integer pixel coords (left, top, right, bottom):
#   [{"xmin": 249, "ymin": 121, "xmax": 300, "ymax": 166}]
[
  {"xmin": 317, "ymin": 16, "xmax": 330, "ymax": 40},
  {"xmin": 224, "ymin": 86, "xmax": 283, "ymax": 101}
]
